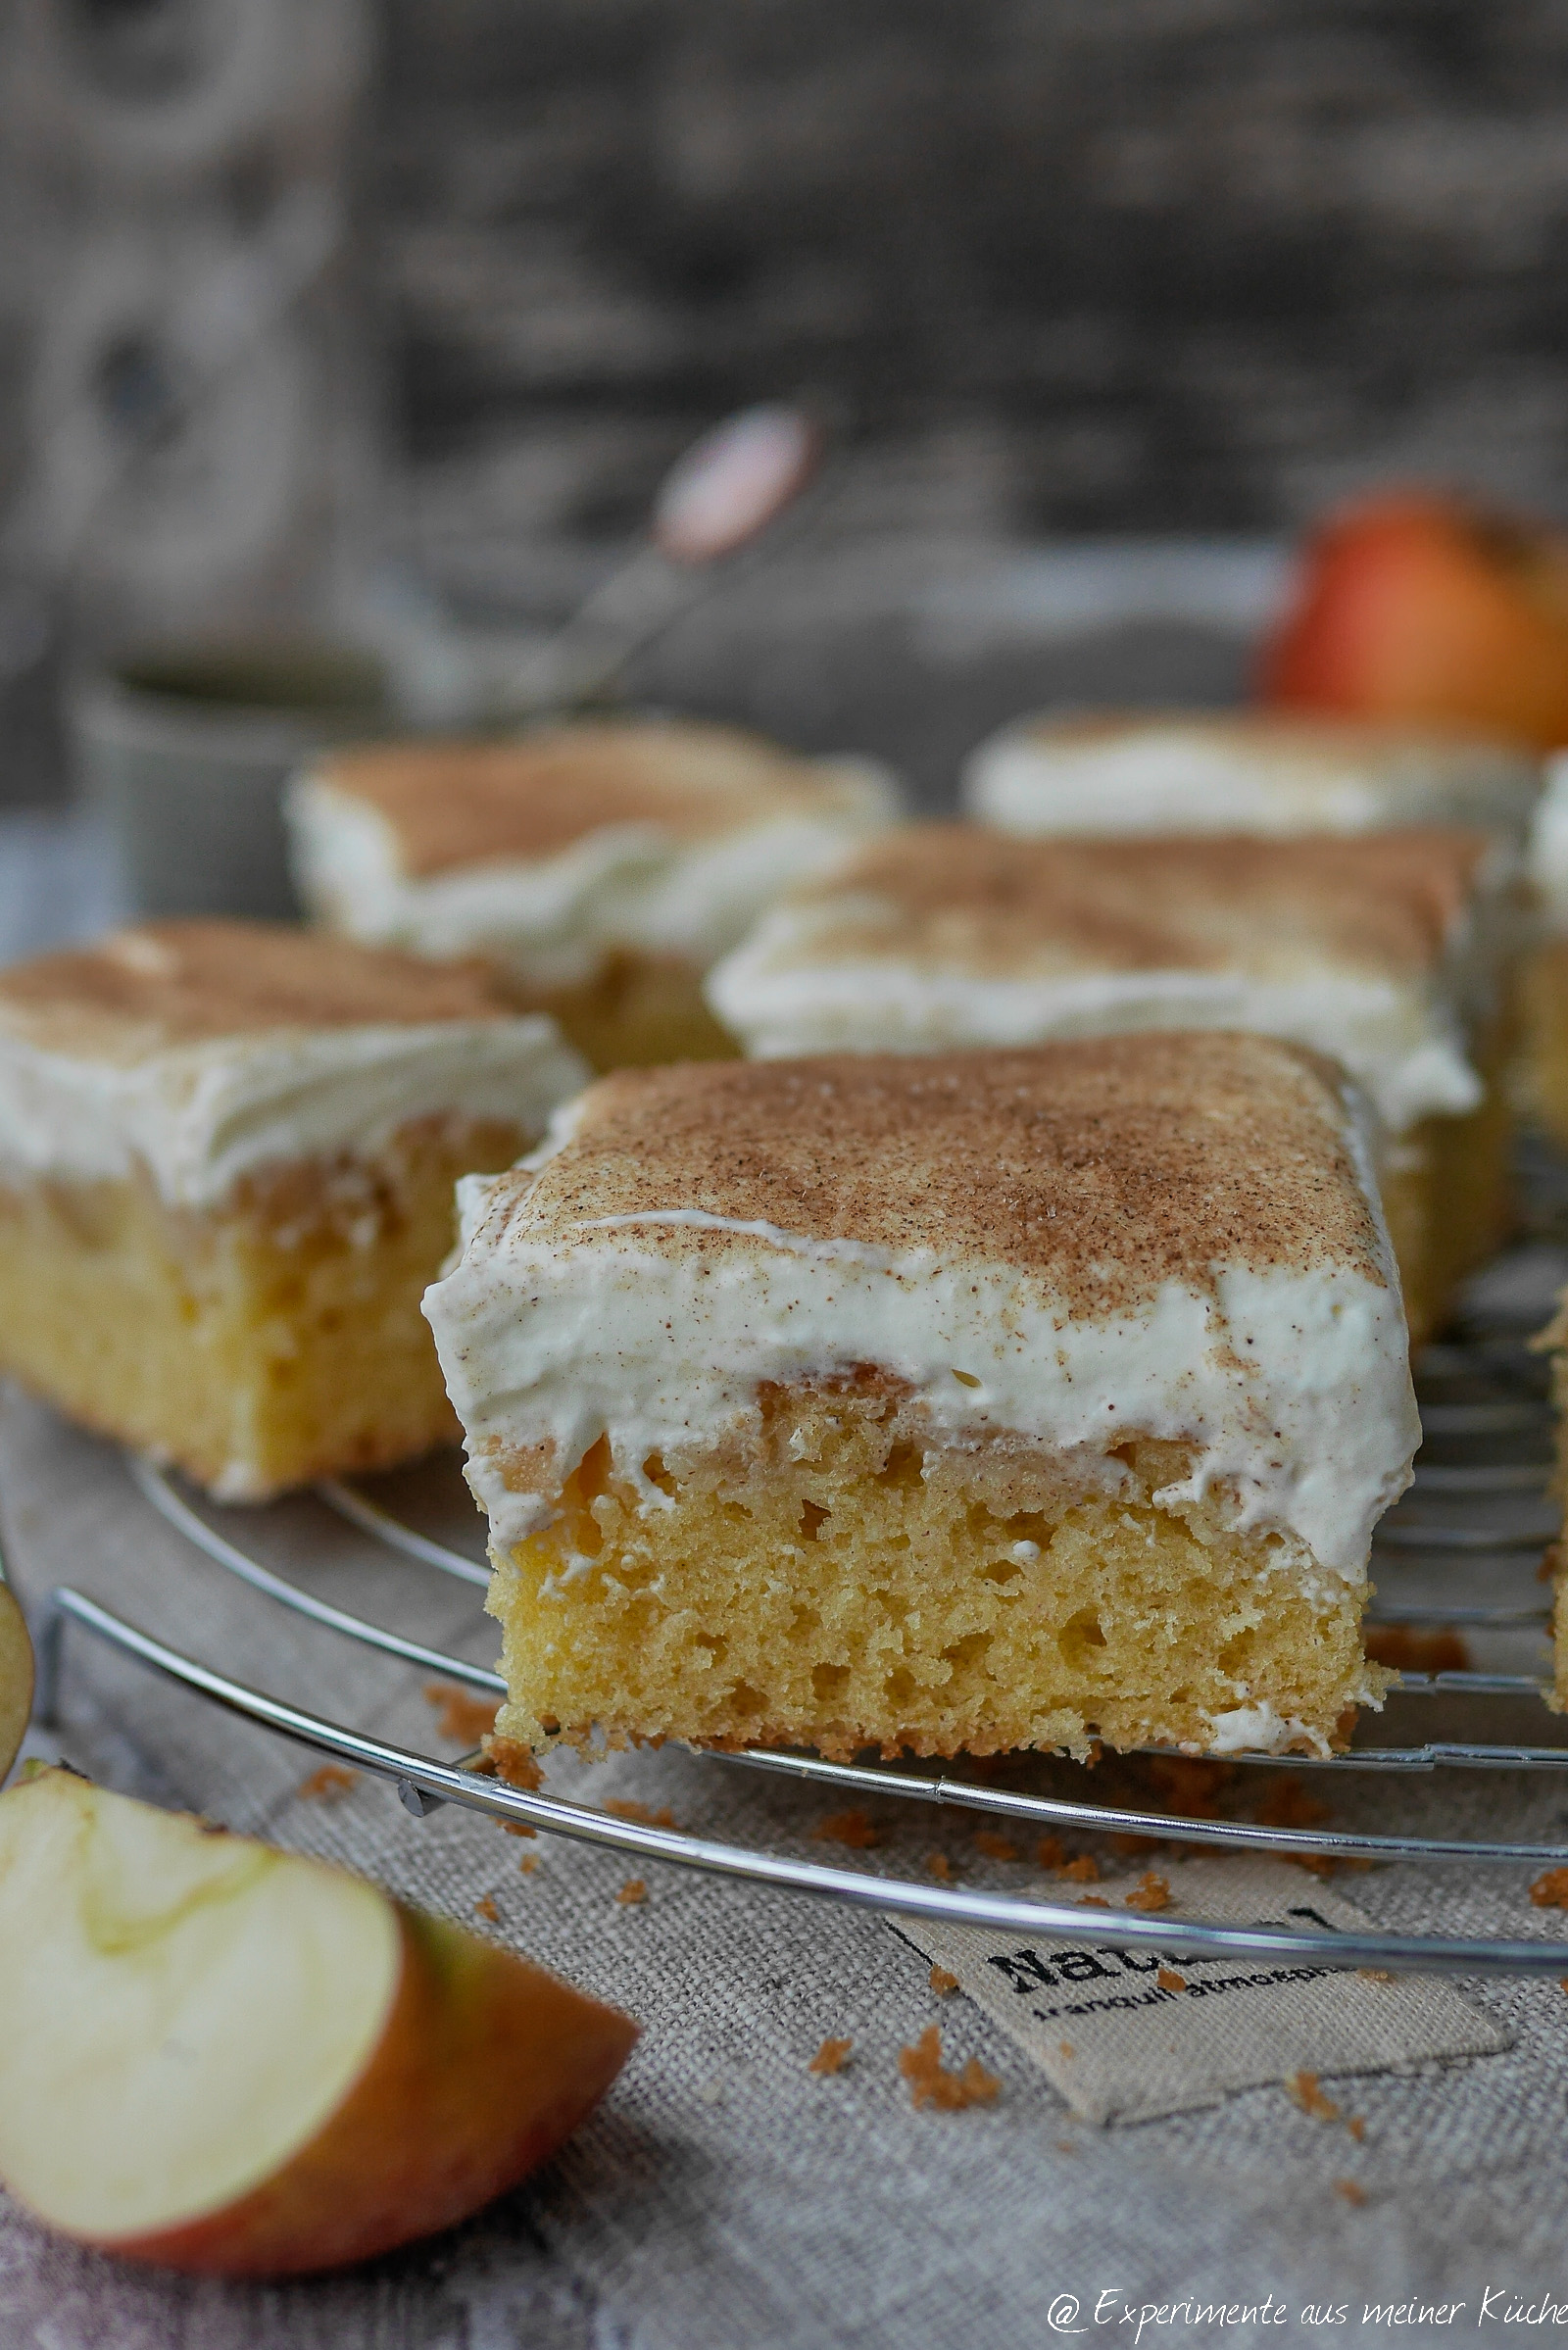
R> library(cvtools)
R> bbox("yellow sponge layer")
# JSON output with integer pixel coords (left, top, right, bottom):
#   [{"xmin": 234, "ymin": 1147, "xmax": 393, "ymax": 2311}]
[
  {"xmin": 506, "ymin": 951, "xmax": 736, "ymax": 1073},
  {"xmin": 1380, "ymin": 1085, "xmax": 1512, "ymax": 1352},
  {"xmin": 486, "ymin": 1376, "xmax": 1382, "ymax": 1760},
  {"xmin": 0, "ymin": 1115, "xmax": 527, "ymax": 1499}
]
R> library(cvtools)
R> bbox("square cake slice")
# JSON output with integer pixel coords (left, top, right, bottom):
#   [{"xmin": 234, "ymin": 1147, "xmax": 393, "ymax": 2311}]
[
  {"xmin": 963, "ymin": 710, "xmax": 1541, "ymax": 843},
  {"xmin": 708, "ymin": 823, "xmax": 1522, "ymax": 1347},
  {"xmin": 0, "ymin": 920, "xmax": 589, "ymax": 1498},
  {"xmin": 286, "ymin": 718, "xmax": 898, "ymax": 1070},
  {"xmin": 424, "ymin": 1036, "xmax": 1418, "ymax": 1762}
]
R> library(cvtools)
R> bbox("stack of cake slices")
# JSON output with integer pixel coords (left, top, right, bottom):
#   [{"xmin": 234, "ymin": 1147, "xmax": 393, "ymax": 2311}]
[{"xmin": 2, "ymin": 702, "xmax": 1553, "ymax": 1760}]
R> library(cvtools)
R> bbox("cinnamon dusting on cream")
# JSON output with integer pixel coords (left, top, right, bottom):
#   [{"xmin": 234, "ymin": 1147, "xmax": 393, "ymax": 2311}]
[
  {"xmin": 770, "ymin": 824, "xmax": 1493, "ymax": 982},
  {"xmin": 481, "ymin": 1037, "xmax": 1390, "ymax": 1315},
  {"xmin": 0, "ymin": 920, "xmax": 513, "ymax": 1063},
  {"xmin": 312, "ymin": 721, "xmax": 876, "ymax": 877}
]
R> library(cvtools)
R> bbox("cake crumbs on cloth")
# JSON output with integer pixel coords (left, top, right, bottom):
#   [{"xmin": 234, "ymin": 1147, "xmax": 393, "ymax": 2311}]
[
  {"xmin": 501, "ymin": 1821, "xmax": 537, "ymax": 1838},
  {"xmin": 423, "ymin": 1684, "xmax": 501, "ymax": 1744},
  {"xmin": 604, "ymin": 1798, "xmax": 677, "ymax": 1828},
  {"xmin": 296, "ymin": 1764, "xmax": 356, "ymax": 1802},
  {"xmin": 1156, "ymin": 1966, "xmax": 1187, "ymax": 1993},
  {"xmin": 929, "ymin": 1965, "xmax": 960, "ymax": 1995},
  {"xmin": 972, "ymin": 1830, "xmax": 1019, "ymax": 1862},
  {"xmin": 1347, "ymin": 2115, "xmax": 1366, "ymax": 2141},
  {"xmin": 1146, "ymin": 1755, "xmax": 1233, "ymax": 1818},
  {"xmin": 478, "ymin": 1733, "xmax": 544, "ymax": 1789},
  {"xmin": 1123, "ymin": 1870, "xmax": 1171, "ymax": 1911},
  {"xmin": 925, "ymin": 1852, "xmax": 956, "ymax": 1881},
  {"xmin": 1286, "ymin": 2070, "xmax": 1342, "ymax": 2122},
  {"xmin": 1334, "ymin": 2179, "xmax": 1368, "ymax": 2207},
  {"xmin": 813, "ymin": 1809, "xmax": 881, "ymax": 1849},
  {"xmin": 615, "ymin": 1879, "xmax": 648, "ymax": 1906},
  {"xmin": 808, "ymin": 2035, "xmax": 853, "ymax": 2076},
  {"xmin": 1531, "ymin": 1868, "xmax": 1568, "ymax": 1908},
  {"xmin": 1250, "ymin": 1774, "xmax": 1331, "ymax": 1830},
  {"xmin": 517, "ymin": 1854, "xmax": 540, "ymax": 1875},
  {"xmin": 1357, "ymin": 1967, "xmax": 1394, "ymax": 1982},
  {"xmin": 1077, "ymin": 1895, "xmax": 1110, "ymax": 1909},
  {"xmin": 1362, "ymin": 1626, "xmax": 1468, "ymax": 1674},
  {"xmin": 1059, "ymin": 1853, "xmax": 1100, "ymax": 1884},
  {"xmin": 473, "ymin": 1894, "xmax": 500, "ymax": 1924},
  {"xmin": 1035, "ymin": 1834, "xmax": 1067, "ymax": 1869},
  {"xmin": 899, "ymin": 2026, "xmax": 1001, "ymax": 2111}
]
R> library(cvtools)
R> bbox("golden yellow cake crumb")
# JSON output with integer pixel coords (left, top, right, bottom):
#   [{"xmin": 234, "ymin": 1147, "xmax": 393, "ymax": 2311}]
[
  {"xmin": 813, "ymin": 1809, "xmax": 882, "ymax": 1850},
  {"xmin": 972, "ymin": 1830, "xmax": 1020, "ymax": 1863},
  {"xmin": 1287, "ymin": 2071, "xmax": 1342, "ymax": 2122},
  {"xmin": 424, "ymin": 1686, "xmax": 501, "ymax": 1745},
  {"xmin": 808, "ymin": 2035, "xmax": 854, "ymax": 2077},
  {"xmin": 899, "ymin": 2026, "xmax": 1000, "ymax": 2111}
]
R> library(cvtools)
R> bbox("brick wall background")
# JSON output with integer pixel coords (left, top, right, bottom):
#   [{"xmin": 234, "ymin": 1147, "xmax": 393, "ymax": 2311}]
[
  {"xmin": 7, "ymin": 3, "xmax": 1568, "ymax": 806},
  {"xmin": 380, "ymin": 0, "xmax": 1568, "ymax": 550}
]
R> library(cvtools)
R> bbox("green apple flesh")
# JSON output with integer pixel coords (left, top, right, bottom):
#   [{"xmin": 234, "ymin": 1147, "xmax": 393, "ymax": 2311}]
[
  {"xmin": 0, "ymin": 1768, "xmax": 637, "ymax": 2275},
  {"xmin": 0, "ymin": 1579, "xmax": 31, "ymax": 1783}
]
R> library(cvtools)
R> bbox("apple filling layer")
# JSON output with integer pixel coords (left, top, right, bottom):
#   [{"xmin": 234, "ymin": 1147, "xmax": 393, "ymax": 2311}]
[
  {"xmin": 1378, "ymin": 1088, "xmax": 1514, "ymax": 1352},
  {"xmin": 505, "ymin": 949, "xmax": 736, "ymax": 1073},
  {"xmin": 486, "ymin": 1374, "xmax": 1386, "ymax": 1761},
  {"xmin": 0, "ymin": 1114, "xmax": 527, "ymax": 1500}
]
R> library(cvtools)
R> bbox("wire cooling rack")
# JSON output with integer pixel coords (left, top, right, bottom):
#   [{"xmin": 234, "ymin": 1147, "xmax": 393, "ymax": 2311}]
[{"xmin": 23, "ymin": 1208, "xmax": 1568, "ymax": 1981}]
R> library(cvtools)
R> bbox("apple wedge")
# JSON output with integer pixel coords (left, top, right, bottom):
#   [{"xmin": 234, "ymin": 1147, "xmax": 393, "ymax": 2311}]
[
  {"xmin": 0, "ymin": 1767, "xmax": 637, "ymax": 2276},
  {"xmin": 0, "ymin": 1574, "xmax": 31, "ymax": 1784}
]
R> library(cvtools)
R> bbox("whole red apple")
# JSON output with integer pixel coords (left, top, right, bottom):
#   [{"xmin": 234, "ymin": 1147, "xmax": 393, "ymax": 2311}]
[{"xmin": 1260, "ymin": 491, "xmax": 1568, "ymax": 751}]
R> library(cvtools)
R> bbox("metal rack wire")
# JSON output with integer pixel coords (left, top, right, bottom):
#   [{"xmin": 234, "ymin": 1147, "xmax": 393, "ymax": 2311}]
[{"xmin": 24, "ymin": 1267, "xmax": 1568, "ymax": 1981}]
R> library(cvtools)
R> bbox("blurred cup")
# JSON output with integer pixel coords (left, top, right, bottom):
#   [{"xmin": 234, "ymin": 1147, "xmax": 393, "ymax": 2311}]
[{"xmin": 68, "ymin": 636, "xmax": 390, "ymax": 919}]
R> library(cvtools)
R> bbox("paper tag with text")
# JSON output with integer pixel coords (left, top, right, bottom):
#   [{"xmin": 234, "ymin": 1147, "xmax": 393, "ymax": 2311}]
[{"xmin": 891, "ymin": 1857, "xmax": 1511, "ymax": 2125}]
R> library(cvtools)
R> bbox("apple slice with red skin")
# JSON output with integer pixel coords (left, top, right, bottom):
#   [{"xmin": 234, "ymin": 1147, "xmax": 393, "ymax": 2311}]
[
  {"xmin": 1260, "ymin": 490, "xmax": 1568, "ymax": 751},
  {"xmin": 0, "ymin": 1576, "xmax": 31, "ymax": 1784},
  {"xmin": 0, "ymin": 1768, "xmax": 636, "ymax": 2276}
]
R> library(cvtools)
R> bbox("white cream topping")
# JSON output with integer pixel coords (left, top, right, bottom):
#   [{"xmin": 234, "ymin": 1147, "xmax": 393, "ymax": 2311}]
[
  {"xmin": 1201, "ymin": 1700, "xmax": 1321, "ymax": 1756},
  {"xmin": 423, "ymin": 1104, "xmax": 1419, "ymax": 1585},
  {"xmin": 708, "ymin": 926, "xmax": 1480, "ymax": 1135},
  {"xmin": 706, "ymin": 841, "xmax": 1527, "ymax": 1133},
  {"xmin": 286, "ymin": 761, "xmax": 901, "ymax": 987},
  {"xmin": 0, "ymin": 1017, "xmax": 590, "ymax": 1211},
  {"xmin": 963, "ymin": 721, "xmax": 1542, "ymax": 841}
]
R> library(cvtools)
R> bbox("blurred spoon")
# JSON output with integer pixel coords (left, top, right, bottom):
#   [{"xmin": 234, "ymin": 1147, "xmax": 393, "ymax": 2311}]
[{"xmin": 495, "ymin": 403, "xmax": 824, "ymax": 722}]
